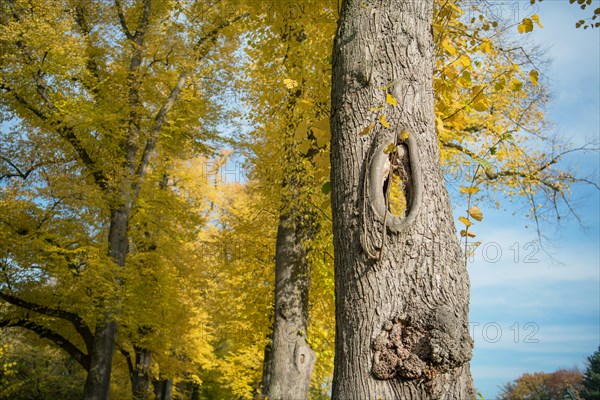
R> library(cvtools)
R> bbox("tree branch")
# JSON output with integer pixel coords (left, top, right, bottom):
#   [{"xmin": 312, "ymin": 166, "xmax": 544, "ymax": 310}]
[
  {"xmin": 0, "ymin": 80, "xmax": 109, "ymax": 190},
  {"xmin": 0, "ymin": 154, "xmax": 37, "ymax": 180},
  {"xmin": 71, "ymin": 4, "xmax": 101, "ymax": 97},
  {"xmin": 133, "ymin": 12, "xmax": 248, "ymax": 191},
  {"xmin": 117, "ymin": 343, "xmax": 135, "ymax": 376},
  {"xmin": 0, "ymin": 318, "xmax": 90, "ymax": 371},
  {"xmin": 114, "ymin": 0, "xmax": 134, "ymax": 40},
  {"xmin": 0, "ymin": 291, "xmax": 93, "ymax": 353}
]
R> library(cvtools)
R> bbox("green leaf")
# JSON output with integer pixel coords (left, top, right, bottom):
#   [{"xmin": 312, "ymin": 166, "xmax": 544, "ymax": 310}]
[{"xmin": 321, "ymin": 181, "xmax": 331, "ymax": 195}]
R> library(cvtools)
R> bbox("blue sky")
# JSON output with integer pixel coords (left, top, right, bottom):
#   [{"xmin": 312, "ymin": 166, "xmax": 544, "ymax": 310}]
[{"xmin": 463, "ymin": 2, "xmax": 600, "ymax": 398}]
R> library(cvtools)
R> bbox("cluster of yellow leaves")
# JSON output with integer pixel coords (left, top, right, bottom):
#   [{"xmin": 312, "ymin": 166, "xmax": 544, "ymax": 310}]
[{"xmin": 432, "ymin": 0, "xmax": 579, "ymax": 239}]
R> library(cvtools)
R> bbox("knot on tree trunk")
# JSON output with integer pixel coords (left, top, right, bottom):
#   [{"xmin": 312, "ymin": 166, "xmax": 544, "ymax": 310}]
[{"xmin": 371, "ymin": 308, "xmax": 473, "ymax": 382}]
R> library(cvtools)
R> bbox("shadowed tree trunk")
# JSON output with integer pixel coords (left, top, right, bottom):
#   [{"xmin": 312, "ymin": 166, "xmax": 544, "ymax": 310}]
[
  {"xmin": 330, "ymin": 1, "xmax": 474, "ymax": 399},
  {"xmin": 153, "ymin": 378, "xmax": 173, "ymax": 400},
  {"xmin": 131, "ymin": 347, "xmax": 151, "ymax": 400},
  {"xmin": 83, "ymin": 205, "xmax": 131, "ymax": 399}
]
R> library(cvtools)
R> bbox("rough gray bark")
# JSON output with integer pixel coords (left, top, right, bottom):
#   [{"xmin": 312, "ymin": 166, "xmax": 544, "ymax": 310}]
[
  {"xmin": 262, "ymin": 212, "xmax": 316, "ymax": 400},
  {"xmin": 330, "ymin": 1, "xmax": 474, "ymax": 399}
]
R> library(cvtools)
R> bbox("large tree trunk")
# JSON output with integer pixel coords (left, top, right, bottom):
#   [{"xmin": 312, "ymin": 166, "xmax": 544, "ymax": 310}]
[
  {"xmin": 83, "ymin": 205, "xmax": 130, "ymax": 399},
  {"xmin": 262, "ymin": 212, "xmax": 316, "ymax": 399},
  {"xmin": 329, "ymin": 1, "xmax": 474, "ymax": 399}
]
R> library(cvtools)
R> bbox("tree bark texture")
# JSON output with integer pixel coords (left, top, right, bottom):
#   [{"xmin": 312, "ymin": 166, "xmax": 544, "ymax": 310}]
[
  {"xmin": 83, "ymin": 205, "xmax": 130, "ymax": 400},
  {"xmin": 330, "ymin": 1, "xmax": 474, "ymax": 399},
  {"xmin": 153, "ymin": 378, "xmax": 173, "ymax": 400},
  {"xmin": 132, "ymin": 347, "xmax": 152, "ymax": 400},
  {"xmin": 262, "ymin": 212, "xmax": 316, "ymax": 400}
]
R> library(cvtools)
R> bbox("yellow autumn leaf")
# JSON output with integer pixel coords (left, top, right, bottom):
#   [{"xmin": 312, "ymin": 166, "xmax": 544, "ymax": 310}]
[
  {"xmin": 294, "ymin": 120, "xmax": 308, "ymax": 139},
  {"xmin": 459, "ymin": 186, "xmax": 480, "ymax": 195},
  {"xmin": 458, "ymin": 54, "xmax": 471, "ymax": 67},
  {"xmin": 458, "ymin": 216, "xmax": 472, "ymax": 227},
  {"xmin": 399, "ymin": 129, "xmax": 410, "ymax": 140},
  {"xmin": 518, "ymin": 18, "xmax": 534, "ymax": 34},
  {"xmin": 510, "ymin": 78, "xmax": 523, "ymax": 92},
  {"xmin": 460, "ymin": 230, "xmax": 477, "ymax": 238},
  {"xmin": 442, "ymin": 37, "xmax": 458, "ymax": 56},
  {"xmin": 296, "ymin": 99, "xmax": 314, "ymax": 110},
  {"xmin": 479, "ymin": 39, "xmax": 493, "ymax": 53},
  {"xmin": 468, "ymin": 206, "xmax": 483, "ymax": 221},
  {"xmin": 379, "ymin": 115, "xmax": 390, "ymax": 128},
  {"xmin": 529, "ymin": 69, "xmax": 539, "ymax": 86},
  {"xmin": 531, "ymin": 14, "xmax": 543, "ymax": 28},
  {"xmin": 386, "ymin": 93, "xmax": 398, "ymax": 107},
  {"xmin": 384, "ymin": 143, "xmax": 397, "ymax": 154},
  {"xmin": 360, "ymin": 124, "xmax": 375, "ymax": 136},
  {"xmin": 473, "ymin": 100, "xmax": 488, "ymax": 112}
]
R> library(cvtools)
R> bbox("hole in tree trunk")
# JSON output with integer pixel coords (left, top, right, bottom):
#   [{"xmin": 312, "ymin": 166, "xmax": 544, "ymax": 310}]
[
  {"xmin": 382, "ymin": 144, "xmax": 411, "ymax": 217},
  {"xmin": 368, "ymin": 136, "xmax": 420, "ymax": 234}
]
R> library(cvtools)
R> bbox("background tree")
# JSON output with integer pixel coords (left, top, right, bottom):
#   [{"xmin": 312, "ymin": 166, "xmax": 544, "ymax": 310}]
[
  {"xmin": 240, "ymin": 2, "xmax": 337, "ymax": 398},
  {"xmin": 580, "ymin": 346, "xmax": 600, "ymax": 400},
  {"xmin": 0, "ymin": 0, "xmax": 245, "ymax": 397},
  {"xmin": 499, "ymin": 369, "xmax": 584, "ymax": 400}
]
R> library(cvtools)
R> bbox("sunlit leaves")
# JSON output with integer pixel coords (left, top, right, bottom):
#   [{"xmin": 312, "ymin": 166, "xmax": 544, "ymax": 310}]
[{"xmin": 442, "ymin": 36, "xmax": 458, "ymax": 56}]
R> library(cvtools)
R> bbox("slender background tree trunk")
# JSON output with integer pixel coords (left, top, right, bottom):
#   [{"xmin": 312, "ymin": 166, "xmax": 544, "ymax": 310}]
[
  {"xmin": 131, "ymin": 347, "xmax": 151, "ymax": 400},
  {"xmin": 330, "ymin": 1, "xmax": 474, "ymax": 398},
  {"xmin": 262, "ymin": 212, "xmax": 316, "ymax": 399},
  {"xmin": 153, "ymin": 378, "xmax": 173, "ymax": 400}
]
